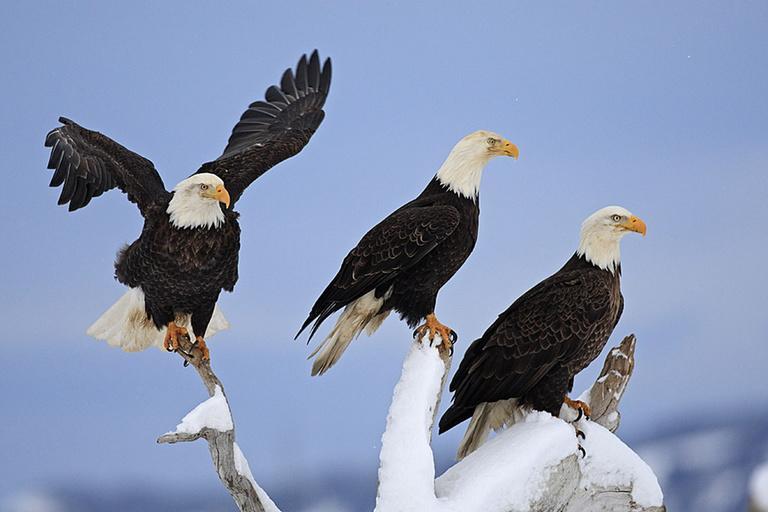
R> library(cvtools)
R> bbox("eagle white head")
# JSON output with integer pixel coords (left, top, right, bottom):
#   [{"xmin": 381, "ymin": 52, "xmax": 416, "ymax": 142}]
[
  {"xmin": 577, "ymin": 205, "xmax": 647, "ymax": 273},
  {"xmin": 167, "ymin": 173, "xmax": 231, "ymax": 229},
  {"xmin": 436, "ymin": 130, "xmax": 519, "ymax": 199}
]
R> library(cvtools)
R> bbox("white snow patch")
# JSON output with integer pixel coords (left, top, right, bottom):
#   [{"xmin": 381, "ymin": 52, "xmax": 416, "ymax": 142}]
[
  {"xmin": 375, "ymin": 341, "xmax": 447, "ymax": 511},
  {"xmin": 578, "ymin": 421, "xmax": 664, "ymax": 507},
  {"xmin": 233, "ymin": 442, "xmax": 280, "ymax": 512},
  {"xmin": 751, "ymin": 461, "xmax": 768, "ymax": 510},
  {"xmin": 436, "ymin": 411, "xmax": 576, "ymax": 511},
  {"xmin": 171, "ymin": 386, "xmax": 233, "ymax": 435}
]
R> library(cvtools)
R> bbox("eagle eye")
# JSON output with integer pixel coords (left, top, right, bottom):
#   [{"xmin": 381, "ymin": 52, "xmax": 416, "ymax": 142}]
[
  {"xmin": 200, "ymin": 184, "xmax": 209, "ymax": 191},
  {"xmin": 611, "ymin": 214, "xmax": 622, "ymax": 222},
  {"xmin": 487, "ymin": 137, "xmax": 497, "ymax": 146}
]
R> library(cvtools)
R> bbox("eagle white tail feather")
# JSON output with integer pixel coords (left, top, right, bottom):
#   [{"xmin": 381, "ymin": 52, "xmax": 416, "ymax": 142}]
[
  {"xmin": 86, "ymin": 288, "xmax": 229, "ymax": 352},
  {"xmin": 309, "ymin": 289, "xmax": 390, "ymax": 376},
  {"xmin": 457, "ymin": 399, "xmax": 525, "ymax": 460}
]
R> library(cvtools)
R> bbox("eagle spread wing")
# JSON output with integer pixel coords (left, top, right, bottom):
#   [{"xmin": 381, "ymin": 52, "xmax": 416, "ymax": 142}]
[
  {"xmin": 44, "ymin": 117, "xmax": 168, "ymax": 214},
  {"xmin": 196, "ymin": 50, "xmax": 332, "ymax": 206},
  {"xmin": 440, "ymin": 269, "xmax": 616, "ymax": 433},
  {"xmin": 298, "ymin": 204, "xmax": 461, "ymax": 339}
]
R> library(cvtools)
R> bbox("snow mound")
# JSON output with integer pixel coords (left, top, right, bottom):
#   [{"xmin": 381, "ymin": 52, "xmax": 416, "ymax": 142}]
[
  {"xmin": 578, "ymin": 421, "xmax": 664, "ymax": 508},
  {"xmin": 435, "ymin": 412, "xmax": 576, "ymax": 511},
  {"xmin": 376, "ymin": 341, "xmax": 447, "ymax": 511},
  {"xmin": 374, "ymin": 339, "xmax": 664, "ymax": 512},
  {"xmin": 171, "ymin": 385, "xmax": 233, "ymax": 435}
]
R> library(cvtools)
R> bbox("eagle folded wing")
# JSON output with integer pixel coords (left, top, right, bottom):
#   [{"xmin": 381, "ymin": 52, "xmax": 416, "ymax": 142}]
[
  {"xmin": 448, "ymin": 271, "xmax": 614, "ymax": 411},
  {"xmin": 298, "ymin": 204, "xmax": 461, "ymax": 339},
  {"xmin": 196, "ymin": 50, "xmax": 332, "ymax": 206},
  {"xmin": 44, "ymin": 117, "xmax": 168, "ymax": 214}
]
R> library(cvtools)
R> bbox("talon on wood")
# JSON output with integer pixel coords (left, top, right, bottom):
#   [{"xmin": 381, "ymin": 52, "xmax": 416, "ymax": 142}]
[
  {"xmin": 414, "ymin": 313, "xmax": 456, "ymax": 357},
  {"xmin": 578, "ymin": 445, "xmax": 587, "ymax": 458},
  {"xmin": 163, "ymin": 322, "xmax": 188, "ymax": 353},
  {"xmin": 576, "ymin": 429, "xmax": 586, "ymax": 440},
  {"xmin": 193, "ymin": 336, "xmax": 211, "ymax": 363}
]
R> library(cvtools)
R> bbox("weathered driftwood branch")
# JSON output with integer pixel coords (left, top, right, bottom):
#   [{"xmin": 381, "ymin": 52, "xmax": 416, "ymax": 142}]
[
  {"xmin": 579, "ymin": 334, "xmax": 637, "ymax": 432},
  {"xmin": 376, "ymin": 333, "xmax": 666, "ymax": 512},
  {"xmin": 156, "ymin": 335, "xmax": 275, "ymax": 512}
]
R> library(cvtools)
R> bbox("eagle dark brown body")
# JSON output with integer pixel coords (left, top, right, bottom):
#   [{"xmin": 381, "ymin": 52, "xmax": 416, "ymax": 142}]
[
  {"xmin": 115, "ymin": 206, "xmax": 241, "ymax": 336},
  {"xmin": 302, "ymin": 177, "xmax": 479, "ymax": 335},
  {"xmin": 440, "ymin": 253, "xmax": 624, "ymax": 432}
]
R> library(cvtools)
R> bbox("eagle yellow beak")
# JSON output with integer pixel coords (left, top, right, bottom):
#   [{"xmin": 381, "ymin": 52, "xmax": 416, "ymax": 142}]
[
  {"xmin": 214, "ymin": 185, "xmax": 231, "ymax": 209},
  {"xmin": 621, "ymin": 215, "xmax": 647, "ymax": 236},
  {"xmin": 499, "ymin": 139, "xmax": 519, "ymax": 159}
]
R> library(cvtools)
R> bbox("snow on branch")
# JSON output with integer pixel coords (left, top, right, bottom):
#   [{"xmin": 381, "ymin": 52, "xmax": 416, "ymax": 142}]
[
  {"xmin": 150, "ymin": 329, "xmax": 663, "ymax": 511},
  {"xmin": 375, "ymin": 334, "xmax": 666, "ymax": 512},
  {"xmin": 157, "ymin": 334, "xmax": 279, "ymax": 512}
]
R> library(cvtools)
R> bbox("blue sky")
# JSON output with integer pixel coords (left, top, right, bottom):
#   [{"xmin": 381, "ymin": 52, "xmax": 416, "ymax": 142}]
[{"xmin": 1, "ymin": 0, "xmax": 767, "ymax": 504}]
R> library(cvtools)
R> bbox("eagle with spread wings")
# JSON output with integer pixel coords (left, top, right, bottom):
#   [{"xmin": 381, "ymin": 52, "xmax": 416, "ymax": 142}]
[{"xmin": 43, "ymin": 51, "xmax": 331, "ymax": 361}]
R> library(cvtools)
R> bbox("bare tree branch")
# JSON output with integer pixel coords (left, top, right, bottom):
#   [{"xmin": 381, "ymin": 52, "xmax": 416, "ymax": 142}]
[
  {"xmin": 579, "ymin": 334, "xmax": 637, "ymax": 432},
  {"xmin": 156, "ymin": 334, "xmax": 276, "ymax": 512}
]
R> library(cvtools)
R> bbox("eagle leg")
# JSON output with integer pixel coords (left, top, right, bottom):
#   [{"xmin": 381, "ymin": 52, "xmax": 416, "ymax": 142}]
[
  {"xmin": 563, "ymin": 396, "xmax": 592, "ymax": 420},
  {"xmin": 413, "ymin": 313, "xmax": 457, "ymax": 355},
  {"xmin": 563, "ymin": 395, "xmax": 590, "ymax": 456},
  {"xmin": 193, "ymin": 336, "xmax": 211, "ymax": 362},
  {"xmin": 163, "ymin": 322, "xmax": 189, "ymax": 352}
]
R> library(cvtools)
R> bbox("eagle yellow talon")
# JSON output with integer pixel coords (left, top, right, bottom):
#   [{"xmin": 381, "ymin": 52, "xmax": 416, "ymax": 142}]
[
  {"xmin": 193, "ymin": 336, "xmax": 210, "ymax": 362},
  {"xmin": 414, "ymin": 313, "xmax": 455, "ymax": 356},
  {"xmin": 563, "ymin": 396, "xmax": 592, "ymax": 420},
  {"xmin": 163, "ymin": 322, "xmax": 188, "ymax": 352}
]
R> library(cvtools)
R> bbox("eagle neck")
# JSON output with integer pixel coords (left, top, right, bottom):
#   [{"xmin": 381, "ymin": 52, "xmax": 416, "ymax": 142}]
[
  {"xmin": 435, "ymin": 150, "xmax": 490, "ymax": 201},
  {"xmin": 576, "ymin": 234, "xmax": 621, "ymax": 274}
]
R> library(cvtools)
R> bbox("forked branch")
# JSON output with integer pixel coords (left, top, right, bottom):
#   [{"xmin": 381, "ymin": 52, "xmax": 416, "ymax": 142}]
[{"xmin": 156, "ymin": 334, "xmax": 276, "ymax": 512}]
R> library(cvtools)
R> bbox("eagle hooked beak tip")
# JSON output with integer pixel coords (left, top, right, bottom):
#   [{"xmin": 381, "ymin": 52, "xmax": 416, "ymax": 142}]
[{"xmin": 215, "ymin": 185, "xmax": 231, "ymax": 209}]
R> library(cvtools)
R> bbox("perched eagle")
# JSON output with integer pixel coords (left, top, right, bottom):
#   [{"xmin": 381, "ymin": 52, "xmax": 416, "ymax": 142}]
[
  {"xmin": 297, "ymin": 131, "xmax": 519, "ymax": 375},
  {"xmin": 439, "ymin": 205, "xmax": 646, "ymax": 459},
  {"xmin": 43, "ymin": 51, "xmax": 331, "ymax": 361}
]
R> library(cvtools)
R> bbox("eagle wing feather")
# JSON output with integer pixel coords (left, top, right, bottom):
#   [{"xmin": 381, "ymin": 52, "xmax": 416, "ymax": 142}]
[
  {"xmin": 440, "ymin": 268, "xmax": 615, "ymax": 432},
  {"xmin": 43, "ymin": 117, "xmax": 168, "ymax": 214},
  {"xmin": 195, "ymin": 50, "xmax": 331, "ymax": 205},
  {"xmin": 298, "ymin": 204, "xmax": 461, "ymax": 339}
]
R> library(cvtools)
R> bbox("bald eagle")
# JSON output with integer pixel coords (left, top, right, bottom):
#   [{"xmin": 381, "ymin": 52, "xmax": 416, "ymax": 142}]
[
  {"xmin": 43, "ymin": 51, "xmax": 331, "ymax": 361},
  {"xmin": 297, "ymin": 131, "xmax": 519, "ymax": 375},
  {"xmin": 439, "ymin": 205, "xmax": 646, "ymax": 459}
]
